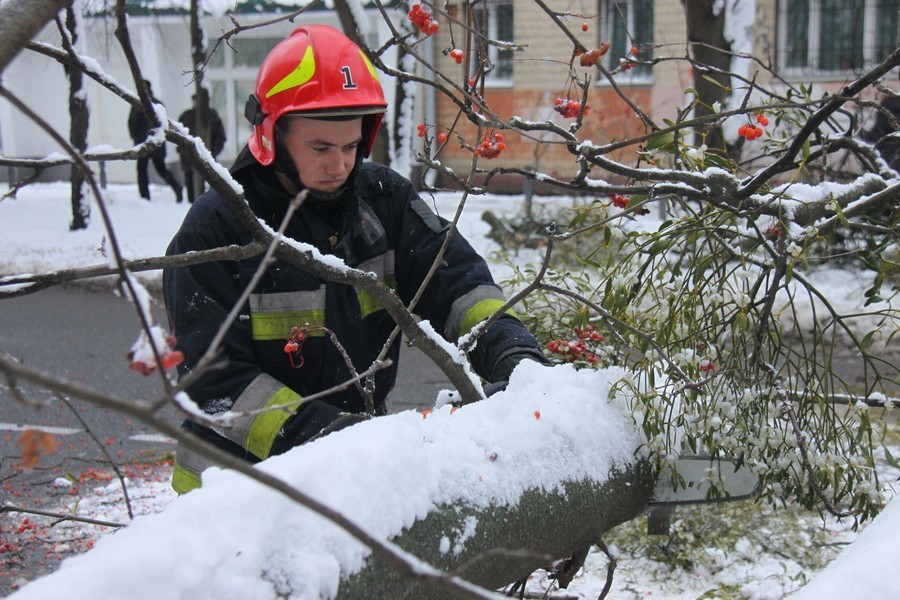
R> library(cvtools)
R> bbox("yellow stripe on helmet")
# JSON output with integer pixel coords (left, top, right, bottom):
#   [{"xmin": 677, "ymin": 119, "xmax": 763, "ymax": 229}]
[
  {"xmin": 358, "ymin": 48, "xmax": 380, "ymax": 82},
  {"xmin": 266, "ymin": 45, "xmax": 317, "ymax": 99}
]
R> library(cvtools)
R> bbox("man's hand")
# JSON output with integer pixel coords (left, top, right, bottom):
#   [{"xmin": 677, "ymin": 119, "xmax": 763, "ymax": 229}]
[
  {"xmin": 484, "ymin": 349, "xmax": 551, "ymax": 397},
  {"xmin": 271, "ymin": 400, "xmax": 369, "ymax": 453},
  {"xmin": 490, "ymin": 349, "xmax": 551, "ymax": 383}
]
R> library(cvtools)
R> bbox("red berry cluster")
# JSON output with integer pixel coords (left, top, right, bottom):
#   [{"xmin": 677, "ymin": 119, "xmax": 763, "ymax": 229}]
[
  {"xmin": 577, "ymin": 42, "xmax": 610, "ymax": 67},
  {"xmin": 618, "ymin": 46, "xmax": 639, "ymax": 70},
  {"xmin": 698, "ymin": 360, "xmax": 715, "ymax": 373},
  {"xmin": 474, "ymin": 132, "xmax": 505, "ymax": 159},
  {"xmin": 16, "ymin": 518, "xmax": 35, "ymax": 535},
  {"xmin": 545, "ymin": 324, "xmax": 606, "ymax": 365},
  {"xmin": 449, "ymin": 48, "xmax": 464, "ymax": 64},
  {"xmin": 416, "ymin": 123, "xmax": 428, "ymax": 138},
  {"xmin": 610, "ymin": 194, "xmax": 650, "ymax": 215},
  {"xmin": 554, "ymin": 97, "xmax": 590, "ymax": 119},
  {"xmin": 611, "ymin": 193, "xmax": 629, "ymax": 208},
  {"xmin": 408, "ymin": 4, "xmax": 439, "ymax": 36},
  {"xmin": 284, "ymin": 326, "xmax": 307, "ymax": 369},
  {"xmin": 128, "ymin": 334, "xmax": 184, "ymax": 376},
  {"xmin": 738, "ymin": 113, "xmax": 769, "ymax": 140}
]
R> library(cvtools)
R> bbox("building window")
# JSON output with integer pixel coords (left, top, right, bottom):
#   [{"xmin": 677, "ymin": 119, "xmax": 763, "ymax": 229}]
[
  {"xmin": 205, "ymin": 36, "xmax": 282, "ymax": 159},
  {"xmin": 779, "ymin": 0, "xmax": 899, "ymax": 76},
  {"xmin": 471, "ymin": 0, "xmax": 514, "ymax": 86},
  {"xmin": 600, "ymin": 0, "xmax": 654, "ymax": 82}
]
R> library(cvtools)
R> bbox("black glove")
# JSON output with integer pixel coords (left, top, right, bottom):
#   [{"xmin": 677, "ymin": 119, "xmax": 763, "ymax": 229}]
[
  {"xmin": 270, "ymin": 400, "xmax": 368, "ymax": 454},
  {"xmin": 482, "ymin": 380, "xmax": 509, "ymax": 397},
  {"xmin": 489, "ymin": 349, "xmax": 551, "ymax": 383},
  {"xmin": 483, "ymin": 349, "xmax": 551, "ymax": 397}
]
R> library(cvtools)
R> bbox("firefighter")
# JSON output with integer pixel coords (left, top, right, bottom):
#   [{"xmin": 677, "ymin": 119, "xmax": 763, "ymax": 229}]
[{"xmin": 163, "ymin": 24, "xmax": 547, "ymax": 493}]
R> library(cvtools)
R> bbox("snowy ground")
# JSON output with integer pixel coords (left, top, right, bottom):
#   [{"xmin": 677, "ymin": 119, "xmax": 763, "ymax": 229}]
[{"xmin": 0, "ymin": 182, "xmax": 898, "ymax": 599}]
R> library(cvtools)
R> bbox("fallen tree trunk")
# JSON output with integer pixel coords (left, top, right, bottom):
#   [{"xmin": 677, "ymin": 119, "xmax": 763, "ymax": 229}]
[{"xmin": 339, "ymin": 462, "xmax": 653, "ymax": 598}]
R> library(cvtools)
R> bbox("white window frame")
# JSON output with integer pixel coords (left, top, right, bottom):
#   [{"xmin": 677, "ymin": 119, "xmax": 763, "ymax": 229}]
[
  {"xmin": 777, "ymin": 0, "xmax": 897, "ymax": 79},
  {"xmin": 598, "ymin": 0, "xmax": 654, "ymax": 86},
  {"xmin": 472, "ymin": 0, "xmax": 514, "ymax": 88}
]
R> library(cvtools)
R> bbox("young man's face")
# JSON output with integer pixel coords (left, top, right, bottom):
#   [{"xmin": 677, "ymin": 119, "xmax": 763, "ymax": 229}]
[{"xmin": 279, "ymin": 117, "xmax": 363, "ymax": 193}]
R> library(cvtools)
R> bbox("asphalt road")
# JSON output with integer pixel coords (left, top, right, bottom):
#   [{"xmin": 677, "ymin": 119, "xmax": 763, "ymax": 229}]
[{"xmin": 0, "ymin": 286, "xmax": 450, "ymax": 595}]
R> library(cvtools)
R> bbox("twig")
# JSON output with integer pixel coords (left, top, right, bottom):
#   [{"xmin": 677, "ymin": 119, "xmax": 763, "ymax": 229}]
[
  {"xmin": 1, "ymin": 504, "xmax": 125, "ymax": 529},
  {"xmin": 58, "ymin": 394, "xmax": 135, "ymax": 520}
]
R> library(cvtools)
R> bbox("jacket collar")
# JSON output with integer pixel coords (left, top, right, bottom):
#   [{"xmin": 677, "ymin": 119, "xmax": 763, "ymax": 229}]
[{"xmin": 231, "ymin": 146, "xmax": 385, "ymax": 265}]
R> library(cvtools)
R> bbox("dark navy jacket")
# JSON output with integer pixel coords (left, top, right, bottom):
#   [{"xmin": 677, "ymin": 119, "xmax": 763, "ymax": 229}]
[{"xmin": 164, "ymin": 148, "xmax": 543, "ymax": 490}]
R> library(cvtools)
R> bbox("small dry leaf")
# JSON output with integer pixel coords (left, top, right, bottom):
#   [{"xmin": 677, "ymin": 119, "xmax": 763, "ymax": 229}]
[{"xmin": 16, "ymin": 429, "xmax": 58, "ymax": 469}]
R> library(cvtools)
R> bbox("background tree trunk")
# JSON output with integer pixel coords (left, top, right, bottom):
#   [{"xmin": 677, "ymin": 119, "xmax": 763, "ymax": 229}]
[
  {"xmin": 189, "ymin": 0, "xmax": 210, "ymax": 201},
  {"xmin": 65, "ymin": 3, "xmax": 90, "ymax": 231},
  {"xmin": 682, "ymin": 0, "xmax": 741, "ymax": 158}
]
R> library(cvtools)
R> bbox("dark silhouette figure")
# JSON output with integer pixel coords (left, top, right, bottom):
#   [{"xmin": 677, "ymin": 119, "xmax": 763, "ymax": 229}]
[
  {"xmin": 862, "ymin": 93, "xmax": 900, "ymax": 172},
  {"xmin": 177, "ymin": 92, "xmax": 226, "ymax": 203},
  {"xmin": 128, "ymin": 80, "xmax": 183, "ymax": 202}
]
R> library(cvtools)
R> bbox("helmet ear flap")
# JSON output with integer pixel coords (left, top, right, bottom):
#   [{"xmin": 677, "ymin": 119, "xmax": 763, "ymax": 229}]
[{"xmin": 245, "ymin": 94, "xmax": 267, "ymax": 126}]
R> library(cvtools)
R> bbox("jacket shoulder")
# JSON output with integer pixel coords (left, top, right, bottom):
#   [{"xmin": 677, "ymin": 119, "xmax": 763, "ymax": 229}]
[
  {"xmin": 355, "ymin": 163, "xmax": 444, "ymax": 234},
  {"xmin": 355, "ymin": 162, "xmax": 413, "ymax": 195},
  {"xmin": 169, "ymin": 191, "xmax": 248, "ymax": 252}
]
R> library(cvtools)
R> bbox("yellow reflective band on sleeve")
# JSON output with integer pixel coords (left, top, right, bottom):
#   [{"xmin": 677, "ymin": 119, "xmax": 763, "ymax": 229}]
[
  {"xmin": 459, "ymin": 299, "xmax": 519, "ymax": 337},
  {"xmin": 171, "ymin": 463, "xmax": 202, "ymax": 494},
  {"xmin": 357, "ymin": 275, "xmax": 396, "ymax": 318},
  {"xmin": 356, "ymin": 290, "xmax": 383, "ymax": 319},
  {"xmin": 171, "ymin": 443, "xmax": 211, "ymax": 494},
  {"xmin": 354, "ymin": 252, "xmax": 396, "ymax": 318},
  {"xmin": 245, "ymin": 386, "xmax": 304, "ymax": 459},
  {"xmin": 266, "ymin": 45, "xmax": 316, "ymax": 98},
  {"xmin": 250, "ymin": 310, "xmax": 326, "ymax": 340}
]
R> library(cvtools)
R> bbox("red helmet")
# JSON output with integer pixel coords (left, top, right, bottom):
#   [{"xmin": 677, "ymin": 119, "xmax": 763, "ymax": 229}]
[{"xmin": 244, "ymin": 24, "xmax": 387, "ymax": 165}]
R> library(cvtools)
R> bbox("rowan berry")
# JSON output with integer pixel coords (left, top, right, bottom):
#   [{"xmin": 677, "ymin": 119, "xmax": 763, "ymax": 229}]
[
  {"xmin": 554, "ymin": 98, "xmax": 590, "ymax": 119},
  {"xmin": 582, "ymin": 22, "xmax": 589, "ymax": 32},
  {"xmin": 738, "ymin": 124, "xmax": 763, "ymax": 140},
  {"xmin": 756, "ymin": 113, "xmax": 769, "ymax": 126},
  {"xmin": 611, "ymin": 194, "xmax": 630, "ymax": 209},
  {"xmin": 438, "ymin": 132, "xmax": 448, "ymax": 143},
  {"xmin": 474, "ymin": 132, "xmax": 506, "ymax": 159},
  {"xmin": 449, "ymin": 48, "xmax": 464, "ymax": 64},
  {"xmin": 408, "ymin": 4, "xmax": 439, "ymax": 36},
  {"xmin": 162, "ymin": 350, "xmax": 184, "ymax": 369}
]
